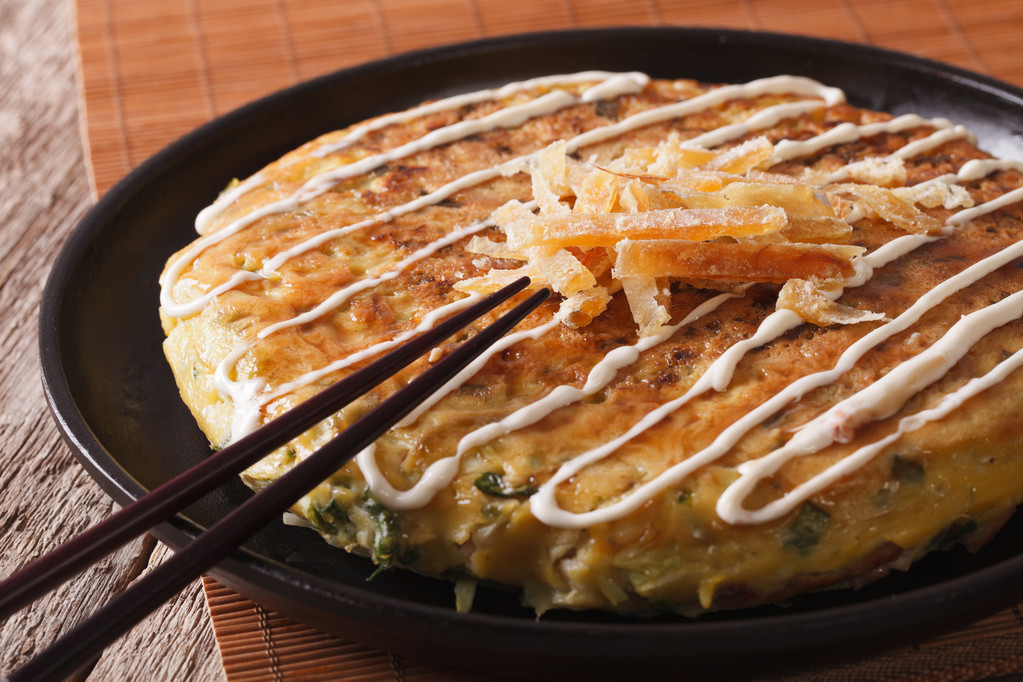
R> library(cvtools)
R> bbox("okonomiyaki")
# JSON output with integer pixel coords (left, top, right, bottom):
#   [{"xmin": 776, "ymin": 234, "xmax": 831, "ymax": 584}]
[{"xmin": 159, "ymin": 72, "xmax": 1023, "ymax": 615}]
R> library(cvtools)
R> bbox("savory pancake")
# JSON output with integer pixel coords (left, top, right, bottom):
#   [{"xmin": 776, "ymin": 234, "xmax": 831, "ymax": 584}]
[{"xmin": 159, "ymin": 72, "xmax": 1023, "ymax": 615}]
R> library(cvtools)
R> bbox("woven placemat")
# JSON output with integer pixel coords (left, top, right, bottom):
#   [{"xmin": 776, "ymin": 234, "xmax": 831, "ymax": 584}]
[
  {"xmin": 75, "ymin": 0, "xmax": 1023, "ymax": 198},
  {"xmin": 74, "ymin": 1, "xmax": 1023, "ymax": 679},
  {"xmin": 202, "ymin": 575, "xmax": 1023, "ymax": 682}
]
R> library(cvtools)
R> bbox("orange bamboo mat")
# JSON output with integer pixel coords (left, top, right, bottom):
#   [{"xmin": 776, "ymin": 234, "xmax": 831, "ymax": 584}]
[
  {"xmin": 73, "ymin": 1, "xmax": 1023, "ymax": 680},
  {"xmin": 75, "ymin": 0, "xmax": 1023, "ymax": 198}
]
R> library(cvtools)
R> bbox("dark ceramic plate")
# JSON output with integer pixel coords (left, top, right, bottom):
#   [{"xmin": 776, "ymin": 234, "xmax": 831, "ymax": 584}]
[{"xmin": 39, "ymin": 28, "xmax": 1023, "ymax": 679}]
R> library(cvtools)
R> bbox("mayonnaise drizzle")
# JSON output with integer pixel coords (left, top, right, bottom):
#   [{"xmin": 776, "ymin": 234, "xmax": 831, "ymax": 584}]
[
  {"xmin": 256, "ymin": 218, "xmax": 497, "ymax": 339},
  {"xmin": 717, "ymin": 288, "xmax": 1023, "ymax": 524},
  {"xmin": 456, "ymin": 293, "xmax": 737, "ymax": 457},
  {"xmin": 827, "ymin": 124, "xmax": 973, "ymax": 183},
  {"xmin": 771, "ymin": 114, "xmax": 957, "ymax": 165},
  {"xmin": 397, "ymin": 318, "xmax": 562, "ymax": 429},
  {"xmin": 357, "ymin": 319, "xmax": 564, "ymax": 510},
  {"xmin": 195, "ymin": 172, "xmax": 267, "ymax": 236},
  {"xmin": 721, "ymin": 344, "xmax": 1023, "ymax": 524},
  {"xmin": 313, "ymin": 71, "xmax": 650, "ymax": 158}
]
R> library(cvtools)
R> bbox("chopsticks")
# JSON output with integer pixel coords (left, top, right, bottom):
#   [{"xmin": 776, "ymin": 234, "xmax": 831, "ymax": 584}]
[{"xmin": 4, "ymin": 277, "xmax": 549, "ymax": 682}]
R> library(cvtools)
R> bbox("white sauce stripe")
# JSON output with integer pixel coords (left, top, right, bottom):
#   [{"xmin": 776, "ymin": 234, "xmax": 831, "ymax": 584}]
[
  {"xmin": 195, "ymin": 172, "xmax": 267, "ymax": 236},
  {"xmin": 455, "ymin": 292, "xmax": 737, "ymax": 458},
  {"xmin": 773, "ymin": 345, "xmax": 1023, "ymax": 518},
  {"xmin": 717, "ymin": 290, "xmax": 1023, "ymax": 524},
  {"xmin": 561, "ymin": 76, "xmax": 843, "ymax": 156},
  {"xmin": 364, "ymin": 318, "xmax": 563, "ymax": 510},
  {"xmin": 771, "ymin": 114, "xmax": 955, "ymax": 165},
  {"xmin": 357, "ymin": 443, "xmax": 464, "ymax": 509},
  {"xmin": 313, "ymin": 71, "xmax": 650, "ymax": 158},
  {"xmin": 212, "ymin": 341, "xmax": 267, "ymax": 440},
  {"xmin": 686, "ymin": 100, "xmax": 826, "ymax": 150},
  {"xmin": 826, "ymin": 125, "xmax": 972, "ymax": 184},
  {"xmin": 397, "ymin": 318, "xmax": 561, "ymax": 429},
  {"xmin": 256, "ymin": 219, "xmax": 496, "ymax": 339}
]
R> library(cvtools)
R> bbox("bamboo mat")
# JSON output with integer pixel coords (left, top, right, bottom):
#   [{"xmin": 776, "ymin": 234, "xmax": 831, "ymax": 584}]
[
  {"xmin": 75, "ymin": 0, "xmax": 1023, "ymax": 198},
  {"xmin": 72, "ymin": 0, "xmax": 1023, "ymax": 680}
]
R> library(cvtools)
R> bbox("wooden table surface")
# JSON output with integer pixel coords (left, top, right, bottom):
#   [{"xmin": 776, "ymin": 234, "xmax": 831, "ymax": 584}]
[
  {"xmin": 0, "ymin": 0, "xmax": 222, "ymax": 678},
  {"xmin": 4, "ymin": 0, "xmax": 1023, "ymax": 680}
]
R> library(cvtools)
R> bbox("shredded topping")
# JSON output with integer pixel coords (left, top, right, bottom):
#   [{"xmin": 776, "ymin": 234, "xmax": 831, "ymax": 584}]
[{"xmin": 461, "ymin": 135, "xmax": 948, "ymax": 336}]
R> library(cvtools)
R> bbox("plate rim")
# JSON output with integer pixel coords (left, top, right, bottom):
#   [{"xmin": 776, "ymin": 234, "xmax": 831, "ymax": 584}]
[{"xmin": 38, "ymin": 26, "xmax": 1023, "ymax": 676}]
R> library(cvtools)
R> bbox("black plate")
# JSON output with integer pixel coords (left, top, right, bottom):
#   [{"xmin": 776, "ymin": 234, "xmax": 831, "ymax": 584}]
[{"xmin": 39, "ymin": 28, "xmax": 1023, "ymax": 679}]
